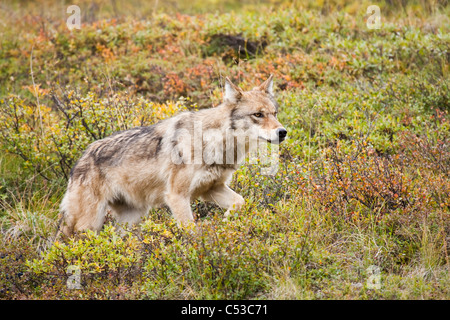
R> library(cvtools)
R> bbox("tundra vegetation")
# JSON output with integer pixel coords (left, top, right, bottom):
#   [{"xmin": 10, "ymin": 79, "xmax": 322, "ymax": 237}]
[{"xmin": 0, "ymin": 0, "xmax": 449, "ymax": 299}]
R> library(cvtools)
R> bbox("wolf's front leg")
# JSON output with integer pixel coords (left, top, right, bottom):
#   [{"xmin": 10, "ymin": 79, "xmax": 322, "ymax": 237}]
[
  {"xmin": 201, "ymin": 184, "xmax": 245, "ymax": 218},
  {"xmin": 165, "ymin": 192, "xmax": 195, "ymax": 226}
]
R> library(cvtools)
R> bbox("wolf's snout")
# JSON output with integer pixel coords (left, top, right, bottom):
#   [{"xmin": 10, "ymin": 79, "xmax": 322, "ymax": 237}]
[{"xmin": 276, "ymin": 128, "xmax": 287, "ymax": 141}]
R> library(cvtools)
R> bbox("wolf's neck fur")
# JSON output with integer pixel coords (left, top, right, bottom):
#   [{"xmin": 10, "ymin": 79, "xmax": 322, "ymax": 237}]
[{"xmin": 189, "ymin": 103, "xmax": 249, "ymax": 168}]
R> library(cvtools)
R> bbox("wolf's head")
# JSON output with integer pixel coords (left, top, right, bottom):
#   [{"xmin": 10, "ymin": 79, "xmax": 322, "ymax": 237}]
[{"xmin": 224, "ymin": 75, "xmax": 287, "ymax": 145}]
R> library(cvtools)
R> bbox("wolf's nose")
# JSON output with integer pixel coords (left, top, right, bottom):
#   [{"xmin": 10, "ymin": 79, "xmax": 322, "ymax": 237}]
[{"xmin": 277, "ymin": 128, "xmax": 287, "ymax": 139}]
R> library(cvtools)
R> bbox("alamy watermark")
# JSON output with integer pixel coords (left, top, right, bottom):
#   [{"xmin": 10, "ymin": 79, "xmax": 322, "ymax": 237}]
[
  {"xmin": 66, "ymin": 265, "xmax": 82, "ymax": 289},
  {"xmin": 366, "ymin": 265, "xmax": 381, "ymax": 289},
  {"xmin": 65, "ymin": 4, "xmax": 382, "ymax": 31},
  {"xmin": 66, "ymin": 5, "xmax": 81, "ymax": 30},
  {"xmin": 367, "ymin": 5, "xmax": 381, "ymax": 29},
  {"xmin": 169, "ymin": 123, "xmax": 282, "ymax": 175}
]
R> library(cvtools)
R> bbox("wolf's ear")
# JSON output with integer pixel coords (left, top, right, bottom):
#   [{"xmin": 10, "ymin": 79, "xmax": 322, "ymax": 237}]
[
  {"xmin": 224, "ymin": 77, "xmax": 243, "ymax": 103},
  {"xmin": 258, "ymin": 74, "xmax": 274, "ymax": 96}
]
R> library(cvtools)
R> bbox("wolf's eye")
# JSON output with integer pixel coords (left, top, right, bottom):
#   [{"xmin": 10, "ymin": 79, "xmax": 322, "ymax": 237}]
[{"xmin": 253, "ymin": 112, "xmax": 264, "ymax": 118}]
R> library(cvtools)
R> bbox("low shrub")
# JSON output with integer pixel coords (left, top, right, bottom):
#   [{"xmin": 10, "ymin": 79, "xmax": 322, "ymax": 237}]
[{"xmin": 0, "ymin": 90, "xmax": 188, "ymax": 181}]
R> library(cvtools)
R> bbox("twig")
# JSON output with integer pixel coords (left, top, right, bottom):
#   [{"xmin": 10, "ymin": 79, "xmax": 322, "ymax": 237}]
[{"xmin": 30, "ymin": 44, "xmax": 43, "ymax": 133}]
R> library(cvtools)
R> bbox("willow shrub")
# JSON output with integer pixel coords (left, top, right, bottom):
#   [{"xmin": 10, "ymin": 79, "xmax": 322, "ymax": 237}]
[{"xmin": 0, "ymin": 90, "xmax": 188, "ymax": 181}]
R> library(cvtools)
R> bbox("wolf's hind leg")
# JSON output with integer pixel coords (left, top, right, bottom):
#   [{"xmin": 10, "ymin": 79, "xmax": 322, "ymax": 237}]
[
  {"xmin": 200, "ymin": 184, "xmax": 245, "ymax": 218},
  {"xmin": 60, "ymin": 190, "xmax": 108, "ymax": 236},
  {"xmin": 61, "ymin": 201, "xmax": 107, "ymax": 236}
]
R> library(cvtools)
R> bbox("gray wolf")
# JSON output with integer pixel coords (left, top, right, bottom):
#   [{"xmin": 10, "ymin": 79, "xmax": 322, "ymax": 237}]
[{"xmin": 59, "ymin": 75, "xmax": 287, "ymax": 235}]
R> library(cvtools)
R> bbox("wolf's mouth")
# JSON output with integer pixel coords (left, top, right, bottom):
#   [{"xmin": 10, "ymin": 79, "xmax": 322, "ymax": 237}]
[{"xmin": 258, "ymin": 136, "xmax": 285, "ymax": 144}]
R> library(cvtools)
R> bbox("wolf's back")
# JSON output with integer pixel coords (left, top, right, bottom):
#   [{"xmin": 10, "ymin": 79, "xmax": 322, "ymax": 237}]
[{"xmin": 69, "ymin": 124, "xmax": 165, "ymax": 182}]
